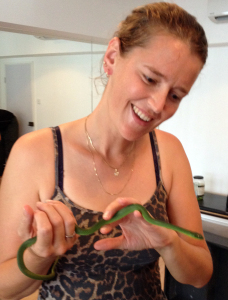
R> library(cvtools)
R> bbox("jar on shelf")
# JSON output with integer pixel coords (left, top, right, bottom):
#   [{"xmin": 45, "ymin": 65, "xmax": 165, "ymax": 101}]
[{"xmin": 193, "ymin": 176, "xmax": 205, "ymax": 201}]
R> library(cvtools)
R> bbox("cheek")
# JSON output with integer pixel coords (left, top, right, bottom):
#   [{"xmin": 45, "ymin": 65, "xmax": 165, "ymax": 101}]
[
  {"xmin": 126, "ymin": 81, "xmax": 148, "ymax": 102},
  {"xmin": 118, "ymin": 69, "xmax": 145, "ymax": 98},
  {"xmin": 164, "ymin": 103, "xmax": 180, "ymax": 119},
  {"xmin": 115, "ymin": 83, "xmax": 142, "ymax": 106}
]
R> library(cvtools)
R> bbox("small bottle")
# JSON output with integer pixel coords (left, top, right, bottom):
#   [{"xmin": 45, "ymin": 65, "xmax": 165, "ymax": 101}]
[{"xmin": 193, "ymin": 176, "xmax": 205, "ymax": 201}]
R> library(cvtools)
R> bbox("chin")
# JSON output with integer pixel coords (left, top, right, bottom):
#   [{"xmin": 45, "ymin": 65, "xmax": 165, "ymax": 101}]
[{"xmin": 120, "ymin": 127, "xmax": 148, "ymax": 142}]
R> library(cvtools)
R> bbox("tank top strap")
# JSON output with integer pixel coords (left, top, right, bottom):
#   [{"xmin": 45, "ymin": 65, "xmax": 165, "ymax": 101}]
[
  {"xmin": 51, "ymin": 127, "xmax": 161, "ymax": 191},
  {"xmin": 51, "ymin": 126, "xmax": 64, "ymax": 191},
  {"xmin": 149, "ymin": 131, "xmax": 162, "ymax": 186}
]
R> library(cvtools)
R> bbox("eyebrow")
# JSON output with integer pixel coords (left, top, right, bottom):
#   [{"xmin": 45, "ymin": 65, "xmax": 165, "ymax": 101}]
[
  {"xmin": 145, "ymin": 65, "xmax": 188, "ymax": 95},
  {"xmin": 145, "ymin": 65, "xmax": 167, "ymax": 79},
  {"xmin": 177, "ymin": 87, "xmax": 189, "ymax": 95}
]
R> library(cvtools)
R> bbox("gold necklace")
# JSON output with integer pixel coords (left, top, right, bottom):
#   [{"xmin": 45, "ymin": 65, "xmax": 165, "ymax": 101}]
[
  {"xmin": 86, "ymin": 136, "xmax": 134, "ymax": 196},
  {"xmin": 85, "ymin": 116, "xmax": 135, "ymax": 176},
  {"xmin": 84, "ymin": 117, "xmax": 135, "ymax": 196}
]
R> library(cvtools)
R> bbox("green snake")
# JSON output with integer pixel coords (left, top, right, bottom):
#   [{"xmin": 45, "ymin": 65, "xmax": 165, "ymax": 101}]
[{"xmin": 17, "ymin": 204, "xmax": 203, "ymax": 280}]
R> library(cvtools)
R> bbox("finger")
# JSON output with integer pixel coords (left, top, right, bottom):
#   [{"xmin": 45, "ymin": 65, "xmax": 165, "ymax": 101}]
[
  {"xmin": 99, "ymin": 224, "xmax": 113, "ymax": 234},
  {"xmin": 94, "ymin": 235, "xmax": 125, "ymax": 251},
  {"xmin": 44, "ymin": 200, "xmax": 77, "ymax": 243},
  {"xmin": 38, "ymin": 201, "xmax": 77, "ymax": 247},
  {"xmin": 36, "ymin": 202, "xmax": 66, "ymax": 247},
  {"xmin": 133, "ymin": 209, "xmax": 150, "ymax": 226},
  {"xmin": 103, "ymin": 197, "xmax": 137, "ymax": 220},
  {"xmin": 100, "ymin": 214, "xmax": 131, "ymax": 235},
  {"xmin": 32, "ymin": 209, "xmax": 55, "ymax": 258},
  {"xmin": 18, "ymin": 205, "xmax": 35, "ymax": 241},
  {"xmin": 134, "ymin": 210, "xmax": 142, "ymax": 218}
]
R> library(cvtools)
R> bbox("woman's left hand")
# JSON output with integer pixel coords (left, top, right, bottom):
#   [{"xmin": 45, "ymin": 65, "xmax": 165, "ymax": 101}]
[{"xmin": 94, "ymin": 197, "xmax": 177, "ymax": 251}]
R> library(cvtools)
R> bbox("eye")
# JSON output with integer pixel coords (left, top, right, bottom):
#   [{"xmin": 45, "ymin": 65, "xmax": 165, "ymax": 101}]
[
  {"xmin": 144, "ymin": 75, "xmax": 156, "ymax": 84},
  {"xmin": 169, "ymin": 93, "xmax": 181, "ymax": 102},
  {"xmin": 171, "ymin": 94, "xmax": 179, "ymax": 100}
]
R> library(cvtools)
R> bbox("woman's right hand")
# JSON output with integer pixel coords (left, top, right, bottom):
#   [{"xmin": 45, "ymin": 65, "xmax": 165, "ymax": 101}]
[{"xmin": 18, "ymin": 201, "xmax": 78, "ymax": 260}]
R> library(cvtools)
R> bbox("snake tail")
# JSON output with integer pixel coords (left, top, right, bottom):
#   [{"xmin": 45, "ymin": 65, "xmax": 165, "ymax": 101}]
[{"xmin": 17, "ymin": 236, "xmax": 59, "ymax": 280}]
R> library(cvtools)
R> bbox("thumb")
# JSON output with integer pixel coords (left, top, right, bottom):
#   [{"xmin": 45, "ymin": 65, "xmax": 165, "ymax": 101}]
[
  {"xmin": 18, "ymin": 205, "xmax": 35, "ymax": 241},
  {"xmin": 94, "ymin": 235, "xmax": 125, "ymax": 251}
]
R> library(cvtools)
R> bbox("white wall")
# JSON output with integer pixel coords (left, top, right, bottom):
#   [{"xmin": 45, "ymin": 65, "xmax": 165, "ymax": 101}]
[
  {"xmin": 0, "ymin": 31, "xmax": 93, "ymax": 57},
  {"xmin": 0, "ymin": 36, "xmax": 106, "ymax": 129},
  {"xmin": 1, "ymin": 0, "xmax": 228, "ymax": 196},
  {"xmin": 159, "ymin": 45, "xmax": 228, "ymax": 195}
]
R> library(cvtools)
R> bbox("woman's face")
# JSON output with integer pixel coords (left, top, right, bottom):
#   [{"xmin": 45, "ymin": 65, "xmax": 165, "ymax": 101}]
[{"xmin": 105, "ymin": 34, "xmax": 203, "ymax": 141}]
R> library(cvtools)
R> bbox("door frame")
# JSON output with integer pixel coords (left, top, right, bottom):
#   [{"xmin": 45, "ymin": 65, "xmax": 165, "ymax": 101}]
[{"xmin": 2, "ymin": 60, "xmax": 36, "ymax": 135}]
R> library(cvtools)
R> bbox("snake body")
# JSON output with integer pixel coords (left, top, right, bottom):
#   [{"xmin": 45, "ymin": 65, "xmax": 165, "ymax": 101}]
[{"xmin": 17, "ymin": 204, "xmax": 203, "ymax": 280}]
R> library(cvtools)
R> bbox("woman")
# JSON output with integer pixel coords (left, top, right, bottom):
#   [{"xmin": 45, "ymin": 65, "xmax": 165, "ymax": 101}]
[{"xmin": 0, "ymin": 2, "xmax": 213, "ymax": 300}]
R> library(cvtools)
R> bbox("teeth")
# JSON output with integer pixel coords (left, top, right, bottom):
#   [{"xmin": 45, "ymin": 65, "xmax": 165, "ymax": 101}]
[{"xmin": 132, "ymin": 105, "xmax": 151, "ymax": 122}]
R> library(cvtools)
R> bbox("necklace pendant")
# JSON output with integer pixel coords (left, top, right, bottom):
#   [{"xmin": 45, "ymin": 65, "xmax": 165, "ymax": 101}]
[{"xmin": 114, "ymin": 169, "xmax": 119, "ymax": 176}]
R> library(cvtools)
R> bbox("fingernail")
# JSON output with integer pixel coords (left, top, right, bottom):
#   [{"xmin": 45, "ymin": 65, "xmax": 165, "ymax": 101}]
[
  {"xmin": 118, "ymin": 198, "xmax": 126, "ymax": 205},
  {"xmin": 100, "ymin": 225, "xmax": 108, "ymax": 233},
  {"xmin": 103, "ymin": 211, "xmax": 110, "ymax": 219}
]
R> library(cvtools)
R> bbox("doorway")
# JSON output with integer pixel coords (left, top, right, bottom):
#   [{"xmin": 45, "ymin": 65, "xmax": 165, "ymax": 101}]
[{"xmin": 5, "ymin": 63, "xmax": 34, "ymax": 136}]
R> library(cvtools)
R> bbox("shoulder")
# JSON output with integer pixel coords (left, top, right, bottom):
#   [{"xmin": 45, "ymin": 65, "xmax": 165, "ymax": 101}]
[
  {"xmin": 10, "ymin": 127, "xmax": 54, "ymax": 161},
  {"xmin": 154, "ymin": 128, "xmax": 182, "ymax": 144},
  {"xmin": 1, "ymin": 127, "xmax": 57, "ymax": 203},
  {"xmin": 5, "ymin": 127, "xmax": 55, "ymax": 186},
  {"xmin": 153, "ymin": 129, "xmax": 191, "ymax": 193},
  {"xmin": 154, "ymin": 129, "xmax": 186, "ymax": 159}
]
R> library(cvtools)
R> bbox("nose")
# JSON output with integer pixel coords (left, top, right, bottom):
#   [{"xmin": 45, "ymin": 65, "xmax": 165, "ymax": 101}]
[{"xmin": 148, "ymin": 88, "xmax": 167, "ymax": 115}]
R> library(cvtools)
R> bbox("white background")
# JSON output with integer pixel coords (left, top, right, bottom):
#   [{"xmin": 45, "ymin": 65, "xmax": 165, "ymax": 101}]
[{"xmin": 0, "ymin": 0, "xmax": 228, "ymax": 195}]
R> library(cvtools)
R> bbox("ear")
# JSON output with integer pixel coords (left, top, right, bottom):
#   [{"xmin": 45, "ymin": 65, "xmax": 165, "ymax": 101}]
[{"xmin": 103, "ymin": 37, "xmax": 121, "ymax": 76}]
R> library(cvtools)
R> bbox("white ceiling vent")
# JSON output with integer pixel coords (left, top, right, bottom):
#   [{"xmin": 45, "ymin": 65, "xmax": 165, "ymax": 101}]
[{"xmin": 208, "ymin": 0, "xmax": 228, "ymax": 23}]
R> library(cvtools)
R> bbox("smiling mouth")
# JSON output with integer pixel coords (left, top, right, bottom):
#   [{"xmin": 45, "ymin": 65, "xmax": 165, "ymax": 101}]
[{"xmin": 132, "ymin": 105, "xmax": 151, "ymax": 122}]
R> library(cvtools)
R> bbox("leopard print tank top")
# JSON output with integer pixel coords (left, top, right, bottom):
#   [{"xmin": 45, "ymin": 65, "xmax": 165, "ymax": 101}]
[{"xmin": 38, "ymin": 128, "xmax": 168, "ymax": 300}]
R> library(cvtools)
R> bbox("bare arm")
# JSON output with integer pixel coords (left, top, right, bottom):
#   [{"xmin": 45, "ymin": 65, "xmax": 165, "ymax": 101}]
[
  {"xmin": 95, "ymin": 131, "xmax": 213, "ymax": 288},
  {"xmin": 0, "ymin": 130, "xmax": 76, "ymax": 299},
  {"xmin": 0, "ymin": 134, "xmax": 44, "ymax": 299},
  {"xmin": 156, "ymin": 130, "xmax": 212, "ymax": 287}
]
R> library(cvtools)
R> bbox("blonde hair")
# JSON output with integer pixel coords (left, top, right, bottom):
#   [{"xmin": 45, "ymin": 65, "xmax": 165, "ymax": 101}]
[{"xmin": 114, "ymin": 2, "xmax": 208, "ymax": 64}]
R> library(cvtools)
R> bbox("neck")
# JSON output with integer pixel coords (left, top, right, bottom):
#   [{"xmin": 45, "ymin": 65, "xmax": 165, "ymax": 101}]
[{"xmin": 84, "ymin": 112, "xmax": 135, "ymax": 165}]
